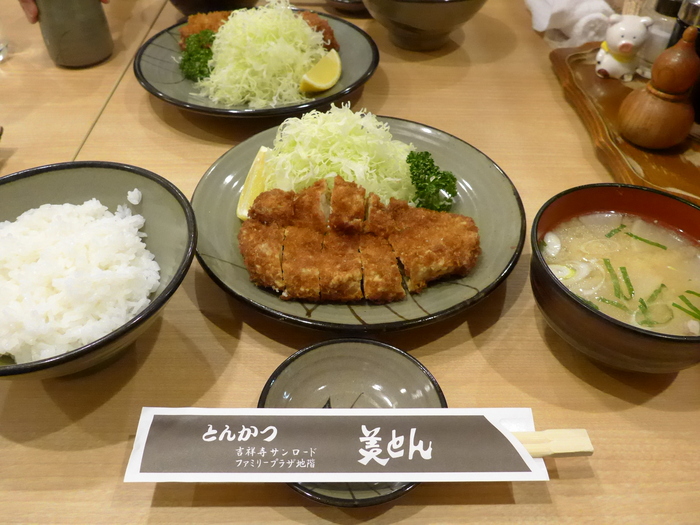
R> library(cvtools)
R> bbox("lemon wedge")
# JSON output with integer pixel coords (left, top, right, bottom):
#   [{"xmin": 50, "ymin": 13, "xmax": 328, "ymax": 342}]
[
  {"xmin": 237, "ymin": 146, "xmax": 268, "ymax": 221},
  {"xmin": 300, "ymin": 49, "xmax": 341, "ymax": 93}
]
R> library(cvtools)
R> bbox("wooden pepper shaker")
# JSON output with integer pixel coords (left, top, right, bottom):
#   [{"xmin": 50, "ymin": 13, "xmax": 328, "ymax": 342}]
[{"xmin": 618, "ymin": 25, "xmax": 700, "ymax": 149}]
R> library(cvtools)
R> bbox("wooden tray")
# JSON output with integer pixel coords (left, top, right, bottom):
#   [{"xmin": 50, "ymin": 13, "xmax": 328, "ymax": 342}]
[{"xmin": 550, "ymin": 42, "xmax": 700, "ymax": 207}]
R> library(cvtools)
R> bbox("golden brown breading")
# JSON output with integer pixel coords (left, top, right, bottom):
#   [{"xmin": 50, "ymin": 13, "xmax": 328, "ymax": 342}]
[
  {"xmin": 180, "ymin": 11, "xmax": 339, "ymax": 52},
  {"xmin": 388, "ymin": 206, "xmax": 480, "ymax": 293},
  {"xmin": 387, "ymin": 197, "xmax": 432, "ymax": 231},
  {"xmin": 329, "ymin": 176, "xmax": 366, "ymax": 234},
  {"xmin": 239, "ymin": 183, "xmax": 480, "ymax": 303},
  {"xmin": 248, "ymin": 188, "xmax": 296, "ymax": 226},
  {"xmin": 364, "ymin": 193, "xmax": 397, "ymax": 238},
  {"xmin": 359, "ymin": 234, "xmax": 406, "ymax": 303},
  {"xmin": 179, "ymin": 11, "xmax": 232, "ymax": 49},
  {"xmin": 237, "ymin": 220, "xmax": 285, "ymax": 292},
  {"xmin": 281, "ymin": 226, "xmax": 323, "ymax": 301},
  {"xmin": 292, "ymin": 179, "xmax": 329, "ymax": 232},
  {"xmin": 319, "ymin": 231, "xmax": 362, "ymax": 302},
  {"xmin": 300, "ymin": 12, "xmax": 340, "ymax": 51}
]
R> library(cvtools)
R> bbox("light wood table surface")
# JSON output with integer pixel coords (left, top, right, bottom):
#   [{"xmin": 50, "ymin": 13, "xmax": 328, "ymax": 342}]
[
  {"xmin": 2, "ymin": 0, "xmax": 700, "ymax": 523},
  {"xmin": 0, "ymin": 0, "xmax": 167, "ymax": 175}
]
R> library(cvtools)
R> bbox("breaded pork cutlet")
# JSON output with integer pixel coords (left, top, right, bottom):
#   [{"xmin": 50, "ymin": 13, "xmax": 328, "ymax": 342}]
[
  {"xmin": 299, "ymin": 12, "xmax": 340, "ymax": 51},
  {"xmin": 359, "ymin": 235, "xmax": 406, "ymax": 303},
  {"xmin": 364, "ymin": 193, "xmax": 397, "ymax": 238},
  {"xmin": 238, "ymin": 181, "xmax": 480, "ymax": 303},
  {"xmin": 292, "ymin": 179, "xmax": 329, "ymax": 232},
  {"xmin": 281, "ymin": 226, "xmax": 324, "ymax": 301},
  {"xmin": 319, "ymin": 232, "xmax": 363, "ymax": 302},
  {"xmin": 329, "ymin": 176, "xmax": 366, "ymax": 234},
  {"xmin": 388, "ymin": 201, "xmax": 480, "ymax": 293},
  {"xmin": 179, "ymin": 11, "xmax": 232, "ymax": 49},
  {"xmin": 238, "ymin": 220, "xmax": 285, "ymax": 292},
  {"xmin": 248, "ymin": 188, "xmax": 295, "ymax": 226}
]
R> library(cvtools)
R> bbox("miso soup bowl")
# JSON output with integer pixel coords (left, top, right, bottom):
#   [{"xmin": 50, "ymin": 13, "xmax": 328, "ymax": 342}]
[
  {"xmin": 362, "ymin": 0, "xmax": 488, "ymax": 51},
  {"xmin": 169, "ymin": 0, "xmax": 257, "ymax": 16},
  {"xmin": 530, "ymin": 183, "xmax": 700, "ymax": 374}
]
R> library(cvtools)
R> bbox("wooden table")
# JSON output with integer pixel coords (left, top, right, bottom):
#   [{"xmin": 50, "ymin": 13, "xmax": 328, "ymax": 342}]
[{"xmin": 1, "ymin": 0, "xmax": 699, "ymax": 523}]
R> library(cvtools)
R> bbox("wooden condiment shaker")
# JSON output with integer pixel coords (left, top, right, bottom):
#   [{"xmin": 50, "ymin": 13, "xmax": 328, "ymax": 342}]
[{"xmin": 618, "ymin": 25, "xmax": 700, "ymax": 149}]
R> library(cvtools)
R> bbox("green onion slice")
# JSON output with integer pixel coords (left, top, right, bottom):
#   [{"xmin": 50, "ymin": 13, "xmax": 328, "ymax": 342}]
[
  {"xmin": 603, "ymin": 258, "xmax": 622, "ymax": 299},
  {"xmin": 605, "ymin": 224, "xmax": 627, "ymax": 238},
  {"xmin": 624, "ymin": 232, "xmax": 667, "ymax": 250},
  {"xmin": 635, "ymin": 302, "xmax": 673, "ymax": 326},
  {"xmin": 647, "ymin": 284, "xmax": 667, "ymax": 303},
  {"xmin": 598, "ymin": 297, "xmax": 632, "ymax": 312},
  {"xmin": 638, "ymin": 297, "xmax": 648, "ymax": 314},
  {"xmin": 672, "ymin": 302, "xmax": 700, "ymax": 321},
  {"xmin": 678, "ymin": 295, "xmax": 700, "ymax": 316},
  {"xmin": 619, "ymin": 266, "xmax": 634, "ymax": 300}
]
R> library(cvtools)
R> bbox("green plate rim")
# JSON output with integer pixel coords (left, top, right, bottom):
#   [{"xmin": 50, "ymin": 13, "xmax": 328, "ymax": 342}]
[
  {"xmin": 191, "ymin": 116, "xmax": 526, "ymax": 332},
  {"xmin": 133, "ymin": 10, "xmax": 379, "ymax": 118}
]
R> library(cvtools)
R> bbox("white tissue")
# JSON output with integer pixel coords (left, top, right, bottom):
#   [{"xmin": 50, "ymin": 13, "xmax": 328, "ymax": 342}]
[{"xmin": 524, "ymin": 0, "xmax": 615, "ymax": 48}]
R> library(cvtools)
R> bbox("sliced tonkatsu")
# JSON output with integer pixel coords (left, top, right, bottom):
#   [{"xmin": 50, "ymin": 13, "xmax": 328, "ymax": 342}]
[
  {"xmin": 237, "ymin": 176, "xmax": 480, "ymax": 303},
  {"xmin": 320, "ymin": 231, "xmax": 363, "ymax": 302},
  {"xmin": 387, "ymin": 199, "xmax": 480, "ymax": 293},
  {"xmin": 248, "ymin": 188, "xmax": 295, "ymax": 226},
  {"xmin": 364, "ymin": 193, "xmax": 396, "ymax": 238},
  {"xmin": 359, "ymin": 234, "xmax": 406, "ymax": 303},
  {"xmin": 329, "ymin": 175, "xmax": 366, "ymax": 233},
  {"xmin": 281, "ymin": 226, "xmax": 323, "ymax": 301},
  {"xmin": 292, "ymin": 179, "xmax": 328, "ymax": 232},
  {"xmin": 238, "ymin": 220, "xmax": 285, "ymax": 292}
]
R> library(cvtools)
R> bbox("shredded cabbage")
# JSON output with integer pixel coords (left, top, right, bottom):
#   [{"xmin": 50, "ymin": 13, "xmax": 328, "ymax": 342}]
[
  {"xmin": 264, "ymin": 105, "xmax": 416, "ymax": 203},
  {"xmin": 197, "ymin": 0, "xmax": 326, "ymax": 108}
]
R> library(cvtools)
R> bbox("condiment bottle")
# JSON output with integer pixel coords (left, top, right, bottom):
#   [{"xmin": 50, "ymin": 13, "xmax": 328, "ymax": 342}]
[
  {"xmin": 618, "ymin": 26, "xmax": 700, "ymax": 149},
  {"xmin": 636, "ymin": 0, "xmax": 683, "ymax": 78},
  {"xmin": 36, "ymin": 0, "xmax": 113, "ymax": 68},
  {"xmin": 667, "ymin": 0, "xmax": 700, "ymax": 120},
  {"xmin": 668, "ymin": 0, "xmax": 700, "ymax": 50}
]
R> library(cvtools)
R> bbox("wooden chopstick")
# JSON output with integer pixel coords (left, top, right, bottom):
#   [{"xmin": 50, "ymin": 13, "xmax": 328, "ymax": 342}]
[
  {"xmin": 512, "ymin": 429, "xmax": 594, "ymax": 458},
  {"xmin": 622, "ymin": 0, "xmax": 643, "ymax": 15}
]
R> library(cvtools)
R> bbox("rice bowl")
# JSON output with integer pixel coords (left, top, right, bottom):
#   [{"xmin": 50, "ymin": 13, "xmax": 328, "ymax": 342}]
[
  {"xmin": 1, "ymin": 199, "xmax": 161, "ymax": 364},
  {"xmin": 0, "ymin": 161, "xmax": 197, "ymax": 379}
]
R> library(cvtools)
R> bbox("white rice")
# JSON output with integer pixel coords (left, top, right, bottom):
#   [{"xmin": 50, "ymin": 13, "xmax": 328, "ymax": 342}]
[
  {"xmin": 127, "ymin": 188, "xmax": 142, "ymax": 205},
  {"xmin": 0, "ymin": 198, "xmax": 161, "ymax": 364}
]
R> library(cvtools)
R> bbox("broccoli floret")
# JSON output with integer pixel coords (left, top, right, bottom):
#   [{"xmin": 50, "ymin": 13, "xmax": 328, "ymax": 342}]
[
  {"xmin": 407, "ymin": 150, "xmax": 457, "ymax": 212},
  {"xmin": 179, "ymin": 29, "xmax": 215, "ymax": 82}
]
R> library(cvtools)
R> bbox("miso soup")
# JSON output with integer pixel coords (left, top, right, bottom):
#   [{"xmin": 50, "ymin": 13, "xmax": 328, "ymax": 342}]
[{"xmin": 541, "ymin": 212, "xmax": 700, "ymax": 336}]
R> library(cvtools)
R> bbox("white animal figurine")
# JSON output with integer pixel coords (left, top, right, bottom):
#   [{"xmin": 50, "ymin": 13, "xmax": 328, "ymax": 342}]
[{"xmin": 596, "ymin": 14, "xmax": 653, "ymax": 82}]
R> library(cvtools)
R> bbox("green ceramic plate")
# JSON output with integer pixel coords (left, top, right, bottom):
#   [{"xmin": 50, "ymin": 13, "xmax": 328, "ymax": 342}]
[
  {"xmin": 133, "ymin": 11, "xmax": 379, "ymax": 118},
  {"xmin": 191, "ymin": 117, "xmax": 526, "ymax": 332}
]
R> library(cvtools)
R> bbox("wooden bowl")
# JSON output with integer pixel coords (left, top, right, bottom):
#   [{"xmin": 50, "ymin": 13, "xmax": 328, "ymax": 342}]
[{"xmin": 530, "ymin": 183, "xmax": 700, "ymax": 374}]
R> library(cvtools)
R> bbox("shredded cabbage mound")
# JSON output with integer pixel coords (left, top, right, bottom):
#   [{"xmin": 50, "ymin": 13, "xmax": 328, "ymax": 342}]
[
  {"xmin": 264, "ymin": 105, "xmax": 416, "ymax": 203},
  {"xmin": 197, "ymin": 0, "xmax": 326, "ymax": 108}
]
